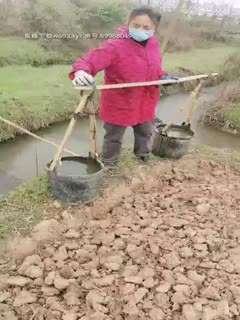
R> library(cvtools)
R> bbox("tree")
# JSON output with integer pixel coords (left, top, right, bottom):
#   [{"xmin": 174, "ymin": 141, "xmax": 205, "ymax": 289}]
[
  {"xmin": 0, "ymin": 0, "xmax": 15, "ymax": 22},
  {"xmin": 21, "ymin": 0, "xmax": 77, "ymax": 33},
  {"xmin": 158, "ymin": 0, "xmax": 168, "ymax": 9},
  {"xmin": 184, "ymin": 0, "xmax": 198, "ymax": 15},
  {"xmin": 161, "ymin": 0, "xmax": 185, "ymax": 54}
]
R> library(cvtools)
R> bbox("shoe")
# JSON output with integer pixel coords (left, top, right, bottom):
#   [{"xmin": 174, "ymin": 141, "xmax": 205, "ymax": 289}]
[{"xmin": 137, "ymin": 155, "xmax": 150, "ymax": 163}]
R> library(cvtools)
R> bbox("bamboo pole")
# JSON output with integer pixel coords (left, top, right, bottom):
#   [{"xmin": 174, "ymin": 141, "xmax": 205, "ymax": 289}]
[
  {"xmin": 49, "ymin": 90, "xmax": 92, "ymax": 172},
  {"xmin": 0, "ymin": 116, "xmax": 80, "ymax": 157},
  {"xmin": 74, "ymin": 73, "xmax": 218, "ymax": 91}
]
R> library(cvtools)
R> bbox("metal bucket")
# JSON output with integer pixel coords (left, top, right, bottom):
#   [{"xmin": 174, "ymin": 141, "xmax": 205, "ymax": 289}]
[
  {"xmin": 152, "ymin": 122, "xmax": 194, "ymax": 160},
  {"xmin": 46, "ymin": 156, "xmax": 104, "ymax": 204}
]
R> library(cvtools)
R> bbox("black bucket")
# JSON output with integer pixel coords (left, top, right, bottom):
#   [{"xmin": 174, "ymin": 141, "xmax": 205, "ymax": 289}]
[
  {"xmin": 46, "ymin": 156, "xmax": 104, "ymax": 204},
  {"xmin": 152, "ymin": 121, "xmax": 194, "ymax": 160}
]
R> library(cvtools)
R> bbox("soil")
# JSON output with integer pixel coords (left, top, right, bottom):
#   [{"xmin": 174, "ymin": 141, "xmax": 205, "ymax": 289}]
[{"xmin": 0, "ymin": 158, "xmax": 240, "ymax": 320}]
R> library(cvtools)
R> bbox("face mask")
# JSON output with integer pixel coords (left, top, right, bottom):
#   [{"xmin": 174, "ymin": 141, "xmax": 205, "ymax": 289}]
[{"xmin": 129, "ymin": 27, "xmax": 154, "ymax": 42}]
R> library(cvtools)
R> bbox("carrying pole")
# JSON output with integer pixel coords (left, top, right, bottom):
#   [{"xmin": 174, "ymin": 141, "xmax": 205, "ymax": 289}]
[{"xmin": 74, "ymin": 74, "xmax": 218, "ymax": 91}]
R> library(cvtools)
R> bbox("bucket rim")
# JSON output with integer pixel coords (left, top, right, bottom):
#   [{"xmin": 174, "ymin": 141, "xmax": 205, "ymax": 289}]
[
  {"xmin": 45, "ymin": 156, "xmax": 104, "ymax": 178},
  {"xmin": 158, "ymin": 125, "xmax": 194, "ymax": 140}
]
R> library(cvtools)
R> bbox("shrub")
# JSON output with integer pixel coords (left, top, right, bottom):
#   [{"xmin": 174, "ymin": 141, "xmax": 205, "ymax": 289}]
[{"xmin": 220, "ymin": 53, "xmax": 240, "ymax": 82}]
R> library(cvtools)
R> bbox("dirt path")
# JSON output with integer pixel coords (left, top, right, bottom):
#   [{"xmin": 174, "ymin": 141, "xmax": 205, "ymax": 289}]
[{"xmin": 0, "ymin": 159, "xmax": 240, "ymax": 320}]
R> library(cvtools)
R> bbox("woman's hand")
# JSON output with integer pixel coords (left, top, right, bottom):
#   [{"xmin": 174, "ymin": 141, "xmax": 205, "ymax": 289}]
[
  {"xmin": 72, "ymin": 70, "xmax": 95, "ymax": 86},
  {"xmin": 160, "ymin": 75, "xmax": 179, "ymax": 86}
]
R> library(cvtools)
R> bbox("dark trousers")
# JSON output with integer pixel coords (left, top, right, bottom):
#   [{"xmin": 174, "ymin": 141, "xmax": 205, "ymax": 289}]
[{"xmin": 102, "ymin": 121, "xmax": 154, "ymax": 165}]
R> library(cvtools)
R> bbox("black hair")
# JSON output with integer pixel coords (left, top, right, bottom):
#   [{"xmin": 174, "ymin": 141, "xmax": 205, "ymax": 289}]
[{"xmin": 128, "ymin": 6, "xmax": 162, "ymax": 28}]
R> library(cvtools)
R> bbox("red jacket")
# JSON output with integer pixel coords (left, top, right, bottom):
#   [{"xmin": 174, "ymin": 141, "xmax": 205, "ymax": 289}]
[{"xmin": 69, "ymin": 27, "xmax": 167, "ymax": 127}]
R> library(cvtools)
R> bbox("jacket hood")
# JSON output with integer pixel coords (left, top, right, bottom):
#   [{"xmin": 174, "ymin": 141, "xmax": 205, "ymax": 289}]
[{"xmin": 117, "ymin": 26, "xmax": 129, "ymax": 35}]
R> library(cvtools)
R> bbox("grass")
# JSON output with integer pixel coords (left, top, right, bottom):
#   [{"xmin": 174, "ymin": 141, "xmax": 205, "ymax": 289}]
[
  {"xmin": 0, "ymin": 36, "xmax": 82, "ymax": 66},
  {"xmin": 0, "ymin": 65, "xmax": 104, "ymax": 141},
  {"xmin": 0, "ymin": 65, "xmax": 78, "ymax": 140},
  {"xmin": 0, "ymin": 175, "xmax": 51, "ymax": 239},
  {"xmin": 164, "ymin": 45, "xmax": 239, "ymax": 74},
  {"xmin": 201, "ymin": 79, "xmax": 240, "ymax": 131},
  {"xmin": 223, "ymin": 103, "xmax": 240, "ymax": 129},
  {"xmin": 219, "ymin": 53, "xmax": 240, "ymax": 82}
]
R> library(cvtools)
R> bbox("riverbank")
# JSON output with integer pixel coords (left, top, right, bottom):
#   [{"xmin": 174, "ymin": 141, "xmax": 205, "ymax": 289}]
[
  {"xmin": 0, "ymin": 144, "xmax": 240, "ymax": 240},
  {"xmin": 201, "ymin": 79, "xmax": 240, "ymax": 132},
  {"xmin": 0, "ymin": 45, "xmax": 238, "ymax": 141}
]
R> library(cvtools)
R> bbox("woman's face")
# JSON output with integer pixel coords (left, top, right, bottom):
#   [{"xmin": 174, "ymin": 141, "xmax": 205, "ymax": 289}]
[{"xmin": 128, "ymin": 14, "xmax": 156, "ymax": 33}]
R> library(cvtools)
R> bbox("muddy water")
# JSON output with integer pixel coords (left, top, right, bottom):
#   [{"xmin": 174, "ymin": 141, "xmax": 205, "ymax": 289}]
[
  {"xmin": 57, "ymin": 158, "xmax": 100, "ymax": 176},
  {"xmin": 164, "ymin": 127, "xmax": 194, "ymax": 139},
  {"xmin": 0, "ymin": 88, "xmax": 240, "ymax": 195}
]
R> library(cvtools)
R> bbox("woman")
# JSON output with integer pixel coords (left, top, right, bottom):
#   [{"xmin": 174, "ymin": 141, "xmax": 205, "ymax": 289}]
[{"xmin": 69, "ymin": 6, "xmax": 178, "ymax": 168}]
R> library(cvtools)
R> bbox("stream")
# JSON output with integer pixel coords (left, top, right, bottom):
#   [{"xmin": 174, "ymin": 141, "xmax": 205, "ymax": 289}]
[{"xmin": 0, "ymin": 88, "xmax": 240, "ymax": 196}]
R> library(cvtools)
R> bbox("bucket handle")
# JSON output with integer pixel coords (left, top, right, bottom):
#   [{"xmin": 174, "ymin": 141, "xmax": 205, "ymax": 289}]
[
  {"xmin": 49, "ymin": 90, "xmax": 93, "ymax": 172},
  {"xmin": 88, "ymin": 98, "xmax": 99, "ymax": 160},
  {"xmin": 183, "ymin": 80, "xmax": 205, "ymax": 126},
  {"xmin": 162, "ymin": 80, "xmax": 205, "ymax": 134}
]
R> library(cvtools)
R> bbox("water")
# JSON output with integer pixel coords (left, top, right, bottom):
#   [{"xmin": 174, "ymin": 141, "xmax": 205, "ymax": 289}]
[
  {"xmin": 57, "ymin": 159, "xmax": 100, "ymax": 176},
  {"xmin": 0, "ymin": 88, "xmax": 239, "ymax": 195},
  {"xmin": 165, "ymin": 127, "xmax": 194, "ymax": 139}
]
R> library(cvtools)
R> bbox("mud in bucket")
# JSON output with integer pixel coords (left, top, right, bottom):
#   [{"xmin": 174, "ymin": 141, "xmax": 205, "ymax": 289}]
[
  {"xmin": 46, "ymin": 156, "xmax": 104, "ymax": 204},
  {"xmin": 152, "ymin": 124, "xmax": 194, "ymax": 160}
]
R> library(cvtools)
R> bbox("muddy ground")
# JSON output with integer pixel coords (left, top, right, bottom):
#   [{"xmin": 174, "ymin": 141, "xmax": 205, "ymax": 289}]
[{"xmin": 0, "ymin": 158, "xmax": 240, "ymax": 320}]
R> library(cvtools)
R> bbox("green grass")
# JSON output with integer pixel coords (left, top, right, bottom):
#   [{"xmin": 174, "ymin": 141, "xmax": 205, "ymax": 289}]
[
  {"xmin": 164, "ymin": 45, "xmax": 239, "ymax": 74},
  {"xmin": 223, "ymin": 102, "xmax": 240, "ymax": 130},
  {"xmin": 0, "ymin": 65, "xmax": 80, "ymax": 140},
  {"xmin": 0, "ymin": 175, "xmax": 51, "ymax": 239},
  {"xmin": 0, "ymin": 65, "xmax": 103, "ymax": 141},
  {"xmin": 0, "ymin": 36, "xmax": 77, "ymax": 66}
]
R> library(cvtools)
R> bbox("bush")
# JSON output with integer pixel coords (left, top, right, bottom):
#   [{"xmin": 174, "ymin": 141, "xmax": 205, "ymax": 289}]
[
  {"xmin": 21, "ymin": 0, "xmax": 77, "ymax": 34},
  {"xmin": 220, "ymin": 53, "xmax": 240, "ymax": 82}
]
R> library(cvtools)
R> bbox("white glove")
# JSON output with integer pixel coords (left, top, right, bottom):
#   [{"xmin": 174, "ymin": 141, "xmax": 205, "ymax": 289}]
[{"xmin": 72, "ymin": 70, "xmax": 95, "ymax": 86}]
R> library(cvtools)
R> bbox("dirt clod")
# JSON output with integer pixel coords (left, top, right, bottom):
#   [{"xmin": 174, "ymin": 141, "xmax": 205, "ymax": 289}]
[
  {"xmin": 31, "ymin": 219, "xmax": 63, "ymax": 242},
  {"xmin": 13, "ymin": 290, "xmax": 37, "ymax": 307},
  {"xmin": 8, "ymin": 237, "xmax": 37, "ymax": 261},
  {"xmin": 100, "ymin": 255, "xmax": 123, "ymax": 271},
  {"xmin": 6, "ymin": 276, "xmax": 32, "ymax": 287},
  {"xmin": 149, "ymin": 308, "xmax": 165, "ymax": 320},
  {"xmin": 1, "ymin": 160, "xmax": 240, "ymax": 320},
  {"xmin": 182, "ymin": 304, "xmax": 201, "ymax": 320},
  {"xmin": 25, "ymin": 265, "xmax": 43, "ymax": 279},
  {"xmin": 54, "ymin": 276, "xmax": 70, "ymax": 290}
]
